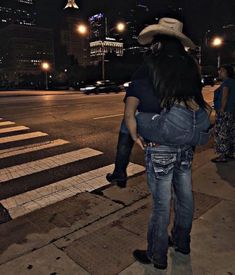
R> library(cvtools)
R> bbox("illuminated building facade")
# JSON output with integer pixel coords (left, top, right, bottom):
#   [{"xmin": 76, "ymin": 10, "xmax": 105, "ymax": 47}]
[{"xmin": 0, "ymin": 0, "xmax": 36, "ymax": 28}]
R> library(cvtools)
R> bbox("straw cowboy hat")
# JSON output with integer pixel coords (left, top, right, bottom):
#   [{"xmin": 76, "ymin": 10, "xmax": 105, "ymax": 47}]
[{"xmin": 138, "ymin": 17, "xmax": 196, "ymax": 49}]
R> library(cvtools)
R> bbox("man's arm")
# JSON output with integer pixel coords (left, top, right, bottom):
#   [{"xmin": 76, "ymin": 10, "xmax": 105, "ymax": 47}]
[
  {"xmin": 124, "ymin": 97, "xmax": 139, "ymax": 141},
  {"xmin": 124, "ymin": 97, "xmax": 144, "ymax": 149}
]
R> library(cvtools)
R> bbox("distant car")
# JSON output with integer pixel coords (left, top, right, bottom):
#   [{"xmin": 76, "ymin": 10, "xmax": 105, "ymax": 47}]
[
  {"xmin": 201, "ymin": 75, "xmax": 216, "ymax": 87},
  {"xmin": 123, "ymin": 81, "xmax": 131, "ymax": 89},
  {"xmin": 81, "ymin": 80, "xmax": 122, "ymax": 94}
]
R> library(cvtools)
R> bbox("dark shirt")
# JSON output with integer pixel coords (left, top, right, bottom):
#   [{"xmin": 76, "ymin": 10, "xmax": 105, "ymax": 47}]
[
  {"xmin": 213, "ymin": 78, "xmax": 235, "ymax": 113},
  {"xmin": 125, "ymin": 66, "xmax": 161, "ymax": 114}
]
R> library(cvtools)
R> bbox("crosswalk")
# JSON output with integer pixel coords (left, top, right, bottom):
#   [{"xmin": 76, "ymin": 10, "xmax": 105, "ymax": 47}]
[
  {"xmin": 0, "ymin": 121, "xmax": 15, "ymax": 127},
  {"xmin": 0, "ymin": 131, "xmax": 48, "ymax": 144},
  {"xmin": 0, "ymin": 125, "xmax": 29, "ymax": 134},
  {"xmin": 0, "ymin": 118, "xmax": 145, "ymax": 221}
]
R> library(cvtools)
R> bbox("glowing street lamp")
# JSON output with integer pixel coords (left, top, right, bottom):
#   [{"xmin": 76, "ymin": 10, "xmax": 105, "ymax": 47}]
[
  {"xmin": 211, "ymin": 36, "xmax": 223, "ymax": 68},
  {"xmin": 116, "ymin": 22, "xmax": 126, "ymax": 32},
  {"xmin": 212, "ymin": 37, "xmax": 223, "ymax": 47},
  {"xmin": 77, "ymin": 24, "xmax": 88, "ymax": 35},
  {"xmin": 41, "ymin": 62, "xmax": 50, "ymax": 90}
]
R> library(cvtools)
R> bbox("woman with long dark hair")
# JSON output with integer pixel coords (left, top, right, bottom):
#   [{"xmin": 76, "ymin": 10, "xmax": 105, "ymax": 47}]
[
  {"xmin": 124, "ymin": 18, "xmax": 211, "ymax": 270},
  {"xmin": 212, "ymin": 64, "xmax": 235, "ymax": 162}
]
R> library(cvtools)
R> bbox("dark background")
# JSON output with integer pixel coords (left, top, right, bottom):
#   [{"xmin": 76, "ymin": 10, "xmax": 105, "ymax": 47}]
[{"xmin": 36, "ymin": 0, "xmax": 235, "ymax": 43}]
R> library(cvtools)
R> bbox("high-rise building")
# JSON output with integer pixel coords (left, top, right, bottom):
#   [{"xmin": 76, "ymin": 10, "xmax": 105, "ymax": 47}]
[
  {"xmin": 121, "ymin": 0, "xmax": 150, "ymax": 47},
  {"xmin": 89, "ymin": 13, "xmax": 106, "ymax": 42},
  {"xmin": 115, "ymin": 0, "xmax": 150, "ymax": 57},
  {"xmin": 0, "ymin": 25, "xmax": 54, "ymax": 82},
  {"xmin": 60, "ymin": 9, "xmax": 90, "ymax": 67},
  {"xmin": 88, "ymin": 13, "xmax": 124, "ymax": 66},
  {"xmin": 0, "ymin": 0, "xmax": 36, "ymax": 28}
]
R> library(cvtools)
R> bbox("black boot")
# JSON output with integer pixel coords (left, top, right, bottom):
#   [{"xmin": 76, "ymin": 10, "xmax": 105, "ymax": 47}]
[
  {"xmin": 133, "ymin": 250, "xmax": 167, "ymax": 270},
  {"xmin": 0, "ymin": 204, "xmax": 12, "ymax": 224},
  {"xmin": 106, "ymin": 132, "xmax": 134, "ymax": 188},
  {"xmin": 170, "ymin": 229, "xmax": 191, "ymax": 255},
  {"xmin": 132, "ymin": 250, "xmax": 151, "ymax": 264}
]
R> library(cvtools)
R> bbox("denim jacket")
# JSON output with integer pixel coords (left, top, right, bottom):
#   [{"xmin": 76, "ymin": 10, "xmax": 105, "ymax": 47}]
[{"xmin": 136, "ymin": 104, "xmax": 211, "ymax": 146}]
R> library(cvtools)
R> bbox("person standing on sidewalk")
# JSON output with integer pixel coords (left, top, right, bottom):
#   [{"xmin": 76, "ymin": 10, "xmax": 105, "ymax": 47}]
[
  {"xmin": 212, "ymin": 64, "xmax": 235, "ymax": 162},
  {"xmin": 124, "ymin": 18, "xmax": 210, "ymax": 270},
  {"xmin": 106, "ymin": 63, "xmax": 162, "ymax": 188}
]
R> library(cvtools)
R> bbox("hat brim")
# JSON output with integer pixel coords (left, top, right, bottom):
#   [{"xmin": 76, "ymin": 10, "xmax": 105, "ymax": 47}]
[{"xmin": 138, "ymin": 25, "xmax": 196, "ymax": 49}]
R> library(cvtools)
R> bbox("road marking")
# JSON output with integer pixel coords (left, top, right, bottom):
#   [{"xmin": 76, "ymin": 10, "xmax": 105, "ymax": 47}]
[
  {"xmin": 0, "ymin": 139, "xmax": 69, "ymax": 159},
  {"xmin": 0, "ymin": 148, "xmax": 103, "ymax": 183},
  {"xmin": 0, "ymin": 131, "xmax": 48, "ymax": 144},
  {"xmin": 0, "ymin": 126, "xmax": 29, "ymax": 134},
  {"xmin": 0, "ymin": 121, "xmax": 15, "ymax": 127},
  {"xmin": 93, "ymin": 114, "xmax": 123, "ymax": 120},
  {"xmin": 0, "ymin": 162, "xmax": 145, "ymax": 219}
]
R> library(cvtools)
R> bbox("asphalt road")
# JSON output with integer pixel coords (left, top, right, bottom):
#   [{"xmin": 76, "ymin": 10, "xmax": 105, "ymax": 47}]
[{"xmin": 0, "ymin": 86, "xmax": 216, "ymax": 204}]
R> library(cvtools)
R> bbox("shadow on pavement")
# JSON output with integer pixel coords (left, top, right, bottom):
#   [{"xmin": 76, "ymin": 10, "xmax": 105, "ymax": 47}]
[
  {"xmin": 169, "ymin": 250, "xmax": 192, "ymax": 275},
  {"xmin": 216, "ymin": 160, "xmax": 235, "ymax": 188}
]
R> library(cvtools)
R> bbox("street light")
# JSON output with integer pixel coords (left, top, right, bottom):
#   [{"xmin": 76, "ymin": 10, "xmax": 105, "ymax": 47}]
[
  {"xmin": 197, "ymin": 29, "xmax": 211, "ymax": 66},
  {"xmin": 116, "ymin": 22, "xmax": 126, "ymax": 32},
  {"xmin": 211, "ymin": 36, "xmax": 223, "ymax": 68},
  {"xmin": 77, "ymin": 24, "xmax": 88, "ymax": 35},
  {"xmin": 101, "ymin": 21, "xmax": 126, "ymax": 80},
  {"xmin": 212, "ymin": 37, "xmax": 223, "ymax": 47},
  {"xmin": 41, "ymin": 62, "xmax": 50, "ymax": 90}
]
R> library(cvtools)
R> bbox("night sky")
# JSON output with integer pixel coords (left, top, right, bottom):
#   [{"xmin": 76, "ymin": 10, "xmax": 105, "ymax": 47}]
[{"xmin": 36, "ymin": 0, "xmax": 235, "ymax": 44}]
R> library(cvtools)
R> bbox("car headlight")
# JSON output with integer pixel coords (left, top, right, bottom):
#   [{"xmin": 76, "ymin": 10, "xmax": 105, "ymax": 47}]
[
  {"xmin": 81, "ymin": 86, "xmax": 96, "ymax": 91},
  {"xmin": 123, "ymin": 82, "xmax": 131, "ymax": 88}
]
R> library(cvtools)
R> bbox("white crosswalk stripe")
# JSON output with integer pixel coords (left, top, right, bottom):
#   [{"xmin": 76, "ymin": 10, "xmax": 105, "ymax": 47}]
[
  {"xmin": 0, "ymin": 131, "xmax": 48, "ymax": 144},
  {"xmin": 0, "ymin": 148, "xmax": 103, "ymax": 183},
  {"xmin": 0, "ymin": 121, "xmax": 15, "ymax": 127},
  {"xmin": 0, "ymin": 163, "xmax": 145, "ymax": 219},
  {"xmin": 0, "ymin": 119, "xmax": 146, "ymax": 221},
  {"xmin": 0, "ymin": 139, "xmax": 69, "ymax": 159},
  {"xmin": 0, "ymin": 125, "xmax": 29, "ymax": 134}
]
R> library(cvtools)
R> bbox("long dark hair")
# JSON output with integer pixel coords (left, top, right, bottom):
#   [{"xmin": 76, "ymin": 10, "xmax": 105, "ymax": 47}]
[{"xmin": 145, "ymin": 35, "xmax": 209, "ymax": 110}]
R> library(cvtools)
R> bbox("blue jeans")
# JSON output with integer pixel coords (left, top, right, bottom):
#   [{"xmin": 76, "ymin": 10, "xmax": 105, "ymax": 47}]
[{"xmin": 145, "ymin": 145, "xmax": 194, "ymax": 264}]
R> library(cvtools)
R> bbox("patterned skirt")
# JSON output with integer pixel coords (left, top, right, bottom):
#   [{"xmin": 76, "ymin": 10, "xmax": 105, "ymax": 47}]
[{"xmin": 214, "ymin": 112, "xmax": 235, "ymax": 155}]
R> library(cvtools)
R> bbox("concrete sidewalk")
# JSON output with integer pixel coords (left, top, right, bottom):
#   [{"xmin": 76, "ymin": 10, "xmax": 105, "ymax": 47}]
[{"xmin": 0, "ymin": 148, "xmax": 234, "ymax": 275}]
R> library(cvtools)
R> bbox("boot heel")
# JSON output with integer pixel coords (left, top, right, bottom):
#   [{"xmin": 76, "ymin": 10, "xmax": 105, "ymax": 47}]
[{"xmin": 116, "ymin": 179, "xmax": 127, "ymax": 188}]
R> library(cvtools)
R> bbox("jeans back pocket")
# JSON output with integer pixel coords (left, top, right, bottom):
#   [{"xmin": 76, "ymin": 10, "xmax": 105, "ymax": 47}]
[{"xmin": 151, "ymin": 153, "xmax": 176, "ymax": 178}]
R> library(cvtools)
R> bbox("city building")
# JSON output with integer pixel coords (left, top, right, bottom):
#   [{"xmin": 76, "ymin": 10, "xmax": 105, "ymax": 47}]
[
  {"xmin": 89, "ymin": 13, "xmax": 106, "ymax": 42},
  {"xmin": 88, "ymin": 12, "xmax": 125, "ymax": 66},
  {"xmin": 126, "ymin": 0, "xmax": 150, "ymax": 45},
  {"xmin": 0, "ymin": 25, "xmax": 54, "ymax": 83},
  {"xmin": 90, "ymin": 39, "xmax": 123, "ymax": 61},
  {"xmin": 59, "ymin": 8, "xmax": 90, "ymax": 67},
  {"xmin": 0, "ymin": 0, "xmax": 36, "ymax": 28},
  {"xmin": 118, "ymin": 0, "xmax": 150, "ymax": 54}
]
